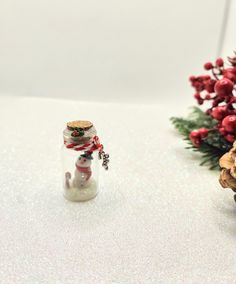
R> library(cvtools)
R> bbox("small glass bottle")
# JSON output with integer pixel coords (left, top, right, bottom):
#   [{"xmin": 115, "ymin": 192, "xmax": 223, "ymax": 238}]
[{"xmin": 61, "ymin": 120, "xmax": 109, "ymax": 202}]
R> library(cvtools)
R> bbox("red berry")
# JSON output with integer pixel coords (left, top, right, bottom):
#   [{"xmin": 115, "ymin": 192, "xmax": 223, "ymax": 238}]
[
  {"xmin": 222, "ymin": 115, "xmax": 236, "ymax": 133},
  {"xmin": 194, "ymin": 93, "xmax": 201, "ymax": 99},
  {"xmin": 189, "ymin": 130, "xmax": 202, "ymax": 147},
  {"xmin": 223, "ymin": 67, "xmax": 236, "ymax": 83},
  {"xmin": 225, "ymin": 134, "xmax": 235, "ymax": 143},
  {"xmin": 219, "ymin": 127, "xmax": 226, "ymax": 135},
  {"xmin": 228, "ymin": 56, "xmax": 236, "ymax": 66},
  {"xmin": 204, "ymin": 62, "xmax": 213, "ymax": 70},
  {"xmin": 215, "ymin": 58, "xmax": 224, "ymax": 67},
  {"xmin": 198, "ymin": 128, "xmax": 209, "ymax": 138},
  {"xmin": 230, "ymin": 96, "xmax": 236, "ymax": 104},
  {"xmin": 214, "ymin": 78, "xmax": 234, "ymax": 96},
  {"xmin": 193, "ymin": 138, "xmax": 201, "ymax": 147},
  {"xmin": 189, "ymin": 76, "xmax": 195, "ymax": 82},
  {"xmin": 189, "ymin": 136, "xmax": 201, "ymax": 147},
  {"xmin": 190, "ymin": 130, "xmax": 200, "ymax": 139},
  {"xmin": 192, "ymin": 81, "xmax": 204, "ymax": 92},
  {"xmin": 211, "ymin": 106, "xmax": 228, "ymax": 120},
  {"xmin": 71, "ymin": 130, "xmax": 80, "ymax": 137},
  {"xmin": 202, "ymin": 75, "xmax": 211, "ymax": 80},
  {"xmin": 204, "ymin": 79, "xmax": 216, "ymax": 93}
]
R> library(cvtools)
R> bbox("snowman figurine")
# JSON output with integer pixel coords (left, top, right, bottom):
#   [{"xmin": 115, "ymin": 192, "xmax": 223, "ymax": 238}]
[{"xmin": 73, "ymin": 152, "xmax": 93, "ymax": 188}]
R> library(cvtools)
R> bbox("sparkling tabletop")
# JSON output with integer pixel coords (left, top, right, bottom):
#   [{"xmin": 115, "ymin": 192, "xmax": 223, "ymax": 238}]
[{"xmin": 0, "ymin": 96, "xmax": 235, "ymax": 283}]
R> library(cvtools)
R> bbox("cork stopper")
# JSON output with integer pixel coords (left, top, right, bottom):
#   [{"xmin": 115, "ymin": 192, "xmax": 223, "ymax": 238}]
[
  {"xmin": 64, "ymin": 120, "xmax": 97, "ymax": 145},
  {"xmin": 67, "ymin": 120, "xmax": 93, "ymax": 131}
]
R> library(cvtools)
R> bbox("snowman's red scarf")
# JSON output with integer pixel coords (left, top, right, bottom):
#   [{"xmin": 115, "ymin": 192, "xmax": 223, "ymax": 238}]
[
  {"xmin": 64, "ymin": 135, "xmax": 103, "ymax": 152},
  {"xmin": 76, "ymin": 165, "xmax": 92, "ymax": 181},
  {"xmin": 65, "ymin": 135, "xmax": 109, "ymax": 171}
]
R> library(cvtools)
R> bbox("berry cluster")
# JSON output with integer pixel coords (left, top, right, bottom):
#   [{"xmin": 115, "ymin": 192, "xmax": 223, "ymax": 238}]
[
  {"xmin": 71, "ymin": 128, "xmax": 84, "ymax": 137},
  {"xmin": 189, "ymin": 128, "xmax": 209, "ymax": 147},
  {"xmin": 189, "ymin": 53, "xmax": 236, "ymax": 146}
]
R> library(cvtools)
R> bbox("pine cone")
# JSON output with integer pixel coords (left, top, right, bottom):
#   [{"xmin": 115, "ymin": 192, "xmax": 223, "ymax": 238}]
[{"xmin": 219, "ymin": 141, "xmax": 236, "ymax": 200}]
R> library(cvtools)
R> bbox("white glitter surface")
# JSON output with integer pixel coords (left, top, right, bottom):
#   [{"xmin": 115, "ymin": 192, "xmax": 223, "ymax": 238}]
[{"xmin": 1, "ymin": 96, "xmax": 236, "ymax": 283}]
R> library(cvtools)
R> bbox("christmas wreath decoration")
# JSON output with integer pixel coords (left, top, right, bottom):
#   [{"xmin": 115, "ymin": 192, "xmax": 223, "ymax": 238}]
[{"xmin": 171, "ymin": 52, "xmax": 236, "ymax": 170}]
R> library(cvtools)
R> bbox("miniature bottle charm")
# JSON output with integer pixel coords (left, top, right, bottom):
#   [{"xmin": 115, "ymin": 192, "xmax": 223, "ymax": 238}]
[{"xmin": 62, "ymin": 120, "xmax": 109, "ymax": 202}]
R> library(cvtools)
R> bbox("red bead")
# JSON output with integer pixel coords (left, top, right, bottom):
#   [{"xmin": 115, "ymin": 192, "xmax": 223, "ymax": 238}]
[
  {"xmin": 211, "ymin": 106, "xmax": 228, "ymax": 120},
  {"xmin": 198, "ymin": 128, "xmax": 209, "ymax": 138},
  {"xmin": 214, "ymin": 78, "xmax": 234, "ymax": 96},
  {"xmin": 215, "ymin": 58, "xmax": 224, "ymax": 67},
  {"xmin": 204, "ymin": 62, "xmax": 213, "ymax": 70},
  {"xmin": 222, "ymin": 115, "xmax": 236, "ymax": 133}
]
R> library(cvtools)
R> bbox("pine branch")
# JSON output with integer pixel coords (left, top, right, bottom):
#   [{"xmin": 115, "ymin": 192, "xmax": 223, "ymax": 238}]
[{"xmin": 170, "ymin": 107, "xmax": 232, "ymax": 170}]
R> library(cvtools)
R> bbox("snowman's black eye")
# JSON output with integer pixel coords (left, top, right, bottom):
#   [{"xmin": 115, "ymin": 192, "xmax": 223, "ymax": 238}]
[
  {"xmin": 83, "ymin": 159, "xmax": 86, "ymax": 162},
  {"xmin": 79, "ymin": 157, "xmax": 81, "ymax": 160}
]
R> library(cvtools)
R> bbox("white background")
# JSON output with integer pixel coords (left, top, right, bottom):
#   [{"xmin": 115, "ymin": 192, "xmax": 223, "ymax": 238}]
[
  {"xmin": 222, "ymin": 0, "xmax": 235, "ymax": 58},
  {"xmin": 1, "ymin": 1, "xmax": 236, "ymax": 283},
  {"xmin": 0, "ymin": 0, "xmax": 230, "ymax": 104}
]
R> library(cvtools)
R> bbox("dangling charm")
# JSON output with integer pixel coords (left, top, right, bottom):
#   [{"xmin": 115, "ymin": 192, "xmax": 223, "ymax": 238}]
[{"xmin": 99, "ymin": 150, "xmax": 110, "ymax": 170}]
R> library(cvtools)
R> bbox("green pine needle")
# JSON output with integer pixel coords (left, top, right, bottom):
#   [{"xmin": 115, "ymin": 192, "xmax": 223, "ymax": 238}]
[{"xmin": 170, "ymin": 107, "xmax": 232, "ymax": 170}]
